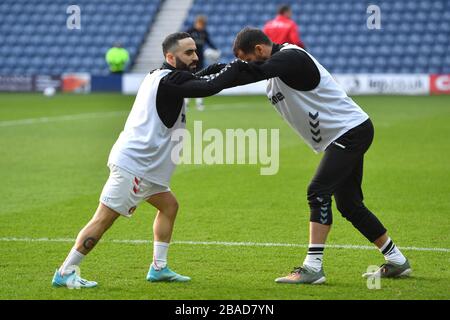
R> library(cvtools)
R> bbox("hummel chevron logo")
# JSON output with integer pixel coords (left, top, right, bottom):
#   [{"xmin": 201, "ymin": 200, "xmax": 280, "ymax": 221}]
[
  {"xmin": 308, "ymin": 111, "xmax": 322, "ymax": 143},
  {"xmin": 309, "ymin": 111, "xmax": 319, "ymax": 120},
  {"xmin": 309, "ymin": 121, "xmax": 319, "ymax": 128},
  {"xmin": 320, "ymin": 205, "xmax": 328, "ymax": 223}
]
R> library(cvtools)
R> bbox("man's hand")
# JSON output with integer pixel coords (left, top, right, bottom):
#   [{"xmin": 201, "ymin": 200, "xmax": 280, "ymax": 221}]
[
  {"xmin": 195, "ymin": 63, "xmax": 227, "ymax": 77},
  {"xmin": 197, "ymin": 59, "xmax": 248, "ymax": 82},
  {"xmin": 230, "ymin": 59, "xmax": 250, "ymax": 72}
]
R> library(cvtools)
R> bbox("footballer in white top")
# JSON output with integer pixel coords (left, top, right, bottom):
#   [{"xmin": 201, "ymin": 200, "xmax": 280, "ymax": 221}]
[
  {"xmin": 232, "ymin": 28, "xmax": 410, "ymax": 284},
  {"xmin": 52, "ymin": 32, "xmax": 245, "ymax": 288}
]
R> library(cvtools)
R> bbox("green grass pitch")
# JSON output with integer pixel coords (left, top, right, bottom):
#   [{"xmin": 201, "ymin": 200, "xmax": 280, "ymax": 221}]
[{"xmin": 0, "ymin": 93, "xmax": 449, "ymax": 300}]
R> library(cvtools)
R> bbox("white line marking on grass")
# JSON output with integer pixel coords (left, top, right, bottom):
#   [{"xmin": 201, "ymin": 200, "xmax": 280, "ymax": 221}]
[
  {"xmin": 206, "ymin": 103, "xmax": 258, "ymax": 110},
  {"xmin": 0, "ymin": 111, "xmax": 127, "ymax": 127},
  {"xmin": 0, "ymin": 103, "xmax": 254, "ymax": 128},
  {"xmin": 0, "ymin": 237, "xmax": 448, "ymax": 253}
]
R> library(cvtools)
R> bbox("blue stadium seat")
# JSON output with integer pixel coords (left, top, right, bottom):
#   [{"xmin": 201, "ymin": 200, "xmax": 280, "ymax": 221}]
[
  {"xmin": 180, "ymin": 0, "xmax": 450, "ymax": 73},
  {"xmin": 1, "ymin": 0, "xmax": 449, "ymax": 75},
  {"xmin": 0, "ymin": 0, "xmax": 162, "ymax": 75}
]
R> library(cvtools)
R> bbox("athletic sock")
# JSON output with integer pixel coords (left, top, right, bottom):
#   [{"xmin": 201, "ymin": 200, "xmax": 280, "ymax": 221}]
[
  {"xmin": 152, "ymin": 241, "xmax": 169, "ymax": 270},
  {"xmin": 302, "ymin": 244, "xmax": 325, "ymax": 272},
  {"xmin": 59, "ymin": 248, "xmax": 85, "ymax": 275},
  {"xmin": 380, "ymin": 237, "xmax": 406, "ymax": 265}
]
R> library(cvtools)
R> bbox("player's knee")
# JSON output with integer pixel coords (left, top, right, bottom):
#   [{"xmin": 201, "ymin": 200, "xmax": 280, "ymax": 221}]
[
  {"xmin": 172, "ymin": 199, "xmax": 179, "ymax": 213},
  {"xmin": 307, "ymin": 192, "xmax": 333, "ymax": 225},
  {"xmin": 92, "ymin": 210, "xmax": 117, "ymax": 228},
  {"xmin": 307, "ymin": 182, "xmax": 331, "ymax": 208},
  {"xmin": 165, "ymin": 198, "xmax": 179, "ymax": 214},
  {"xmin": 335, "ymin": 200, "xmax": 352, "ymax": 218},
  {"xmin": 306, "ymin": 181, "xmax": 320, "ymax": 201},
  {"xmin": 307, "ymin": 180, "xmax": 331, "ymax": 200}
]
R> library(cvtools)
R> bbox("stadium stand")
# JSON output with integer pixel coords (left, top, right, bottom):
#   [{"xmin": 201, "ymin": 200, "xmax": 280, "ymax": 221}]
[
  {"xmin": 0, "ymin": 0, "xmax": 161, "ymax": 76},
  {"xmin": 0, "ymin": 0, "xmax": 448, "ymax": 76},
  {"xmin": 183, "ymin": 0, "xmax": 450, "ymax": 74}
]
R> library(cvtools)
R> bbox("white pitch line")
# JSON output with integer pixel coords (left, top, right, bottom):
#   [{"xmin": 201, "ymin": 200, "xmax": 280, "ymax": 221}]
[
  {"xmin": 0, "ymin": 111, "xmax": 127, "ymax": 127},
  {"xmin": 205, "ymin": 103, "xmax": 258, "ymax": 110},
  {"xmin": 0, "ymin": 103, "xmax": 254, "ymax": 128},
  {"xmin": 0, "ymin": 237, "xmax": 448, "ymax": 253}
]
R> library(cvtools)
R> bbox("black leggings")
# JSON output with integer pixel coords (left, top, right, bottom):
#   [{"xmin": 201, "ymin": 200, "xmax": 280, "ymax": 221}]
[{"xmin": 307, "ymin": 119, "xmax": 387, "ymax": 242}]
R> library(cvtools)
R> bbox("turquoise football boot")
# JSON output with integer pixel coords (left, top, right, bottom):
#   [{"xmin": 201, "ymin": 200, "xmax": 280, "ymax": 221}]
[
  {"xmin": 52, "ymin": 269, "xmax": 98, "ymax": 288},
  {"xmin": 146, "ymin": 265, "xmax": 191, "ymax": 282}
]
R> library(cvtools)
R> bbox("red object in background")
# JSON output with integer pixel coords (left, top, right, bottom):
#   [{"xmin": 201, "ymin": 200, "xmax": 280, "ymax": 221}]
[
  {"xmin": 263, "ymin": 15, "xmax": 305, "ymax": 48},
  {"xmin": 62, "ymin": 74, "xmax": 88, "ymax": 92},
  {"xmin": 430, "ymin": 74, "xmax": 450, "ymax": 94}
]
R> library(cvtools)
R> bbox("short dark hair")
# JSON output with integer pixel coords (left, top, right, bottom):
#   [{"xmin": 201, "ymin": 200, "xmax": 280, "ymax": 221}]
[
  {"xmin": 278, "ymin": 4, "xmax": 291, "ymax": 15},
  {"xmin": 162, "ymin": 32, "xmax": 191, "ymax": 56},
  {"xmin": 233, "ymin": 27, "xmax": 272, "ymax": 56}
]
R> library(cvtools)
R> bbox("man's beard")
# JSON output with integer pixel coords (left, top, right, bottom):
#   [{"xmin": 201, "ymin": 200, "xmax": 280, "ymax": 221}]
[{"xmin": 175, "ymin": 57, "xmax": 197, "ymax": 72}]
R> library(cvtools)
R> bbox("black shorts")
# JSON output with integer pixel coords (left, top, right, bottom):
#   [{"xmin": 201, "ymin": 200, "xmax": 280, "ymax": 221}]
[
  {"xmin": 308, "ymin": 118, "xmax": 387, "ymax": 241},
  {"xmin": 309, "ymin": 118, "xmax": 374, "ymax": 196}
]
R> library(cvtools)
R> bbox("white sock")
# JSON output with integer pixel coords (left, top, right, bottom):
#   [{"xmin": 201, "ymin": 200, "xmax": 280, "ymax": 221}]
[
  {"xmin": 152, "ymin": 241, "xmax": 169, "ymax": 270},
  {"xmin": 59, "ymin": 248, "xmax": 85, "ymax": 275},
  {"xmin": 303, "ymin": 244, "xmax": 325, "ymax": 272},
  {"xmin": 380, "ymin": 237, "xmax": 406, "ymax": 265}
]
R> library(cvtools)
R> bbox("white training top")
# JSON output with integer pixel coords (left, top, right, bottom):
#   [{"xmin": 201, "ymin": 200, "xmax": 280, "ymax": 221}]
[
  {"xmin": 266, "ymin": 44, "xmax": 369, "ymax": 153},
  {"xmin": 108, "ymin": 69, "xmax": 186, "ymax": 186}
]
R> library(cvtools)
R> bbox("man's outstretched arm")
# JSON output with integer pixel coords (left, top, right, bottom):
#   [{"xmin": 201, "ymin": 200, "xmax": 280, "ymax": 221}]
[
  {"xmin": 155, "ymin": 60, "xmax": 248, "ymax": 128},
  {"xmin": 194, "ymin": 63, "xmax": 227, "ymax": 77},
  {"xmin": 229, "ymin": 49, "xmax": 320, "ymax": 91},
  {"xmin": 159, "ymin": 60, "xmax": 246, "ymax": 98}
]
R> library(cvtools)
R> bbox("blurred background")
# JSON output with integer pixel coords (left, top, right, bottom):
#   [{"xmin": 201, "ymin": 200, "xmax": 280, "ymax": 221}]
[
  {"xmin": 1, "ymin": 1, "xmax": 450, "ymax": 300},
  {"xmin": 0, "ymin": 0, "xmax": 449, "ymax": 95}
]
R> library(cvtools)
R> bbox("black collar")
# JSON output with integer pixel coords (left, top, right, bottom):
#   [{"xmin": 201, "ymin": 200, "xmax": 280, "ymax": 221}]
[
  {"xmin": 161, "ymin": 62, "xmax": 176, "ymax": 70},
  {"xmin": 271, "ymin": 43, "xmax": 283, "ymax": 55}
]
